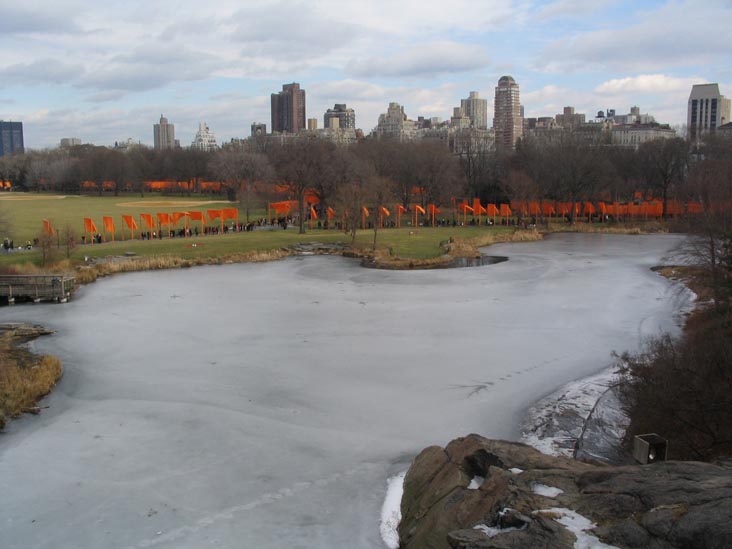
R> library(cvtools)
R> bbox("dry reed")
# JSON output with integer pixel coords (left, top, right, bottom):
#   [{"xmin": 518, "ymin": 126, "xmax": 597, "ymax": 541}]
[{"xmin": 0, "ymin": 340, "xmax": 62, "ymax": 429}]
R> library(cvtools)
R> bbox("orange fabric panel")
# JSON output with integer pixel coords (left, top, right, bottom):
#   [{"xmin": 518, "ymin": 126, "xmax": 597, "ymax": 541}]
[
  {"xmin": 222, "ymin": 208, "xmax": 238, "ymax": 220},
  {"xmin": 528, "ymin": 201, "xmax": 540, "ymax": 215},
  {"xmin": 414, "ymin": 205, "xmax": 426, "ymax": 215},
  {"xmin": 486, "ymin": 204, "xmax": 499, "ymax": 216},
  {"xmin": 511, "ymin": 200, "xmax": 527, "ymax": 215},
  {"xmin": 122, "ymin": 215, "xmax": 138, "ymax": 230},
  {"xmin": 206, "ymin": 209, "xmax": 222, "ymax": 221},
  {"xmin": 380, "ymin": 206, "xmax": 391, "ymax": 217},
  {"xmin": 499, "ymin": 204, "xmax": 511, "ymax": 217},
  {"xmin": 157, "ymin": 212, "xmax": 171, "ymax": 226},
  {"xmin": 362, "ymin": 206, "xmax": 370, "ymax": 217},
  {"xmin": 427, "ymin": 204, "xmax": 440, "ymax": 215},
  {"xmin": 83, "ymin": 217, "xmax": 98, "ymax": 233},
  {"xmin": 687, "ymin": 202, "xmax": 703, "ymax": 214},
  {"xmin": 140, "ymin": 213, "xmax": 155, "ymax": 228},
  {"xmin": 172, "ymin": 212, "xmax": 189, "ymax": 225},
  {"xmin": 42, "ymin": 219, "xmax": 54, "ymax": 235},
  {"xmin": 310, "ymin": 206, "xmax": 318, "ymax": 220},
  {"xmin": 327, "ymin": 207, "xmax": 335, "ymax": 219},
  {"xmin": 583, "ymin": 202, "xmax": 596, "ymax": 215},
  {"xmin": 396, "ymin": 204, "xmax": 407, "ymax": 214},
  {"xmin": 472, "ymin": 198, "xmax": 482, "ymax": 212},
  {"xmin": 541, "ymin": 202, "xmax": 555, "ymax": 216},
  {"xmin": 459, "ymin": 202, "xmax": 473, "ymax": 213},
  {"xmin": 270, "ymin": 200, "xmax": 298, "ymax": 214},
  {"xmin": 103, "ymin": 216, "xmax": 115, "ymax": 233},
  {"xmin": 188, "ymin": 211, "xmax": 205, "ymax": 223}
]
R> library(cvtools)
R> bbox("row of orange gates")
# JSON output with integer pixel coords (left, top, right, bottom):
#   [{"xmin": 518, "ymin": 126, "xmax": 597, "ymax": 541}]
[
  {"xmin": 271, "ymin": 197, "xmax": 708, "ymax": 230},
  {"xmin": 41, "ymin": 208, "xmax": 240, "ymax": 242},
  {"xmin": 38, "ymin": 198, "xmax": 709, "ymax": 242}
]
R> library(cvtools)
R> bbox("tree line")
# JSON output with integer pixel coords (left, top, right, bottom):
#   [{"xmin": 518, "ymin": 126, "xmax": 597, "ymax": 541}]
[{"xmin": 1, "ymin": 132, "xmax": 730, "ymax": 232}]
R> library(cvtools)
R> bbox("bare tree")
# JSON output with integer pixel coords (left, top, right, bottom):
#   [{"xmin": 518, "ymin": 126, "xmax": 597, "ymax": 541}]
[
  {"xmin": 545, "ymin": 131, "xmax": 609, "ymax": 223},
  {"xmin": 213, "ymin": 145, "xmax": 274, "ymax": 221},
  {"xmin": 271, "ymin": 136, "xmax": 331, "ymax": 234},
  {"xmin": 638, "ymin": 137, "xmax": 689, "ymax": 219},
  {"xmin": 683, "ymin": 136, "xmax": 732, "ymax": 311}
]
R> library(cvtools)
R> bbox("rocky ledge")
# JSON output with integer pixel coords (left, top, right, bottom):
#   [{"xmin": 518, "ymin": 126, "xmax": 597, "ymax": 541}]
[{"xmin": 399, "ymin": 434, "xmax": 732, "ymax": 548}]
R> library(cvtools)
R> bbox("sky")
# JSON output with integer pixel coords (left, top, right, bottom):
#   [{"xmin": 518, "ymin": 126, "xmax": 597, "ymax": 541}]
[{"xmin": 1, "ymin": 0, "xmax": 730, "ymax": 150}]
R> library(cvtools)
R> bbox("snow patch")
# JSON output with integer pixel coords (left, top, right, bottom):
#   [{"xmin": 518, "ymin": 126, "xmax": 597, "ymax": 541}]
[
  {"xmin": 380, "ymin": 471, "xmax": 406, "ymax": 549},
  {"xmin": 509, "ymin": 468, "xmax": 524, "ymax": 474},
  {"xmin": 536, "ymin": 507, "xmax": 619, "ymax": 549},
  {"xmin": 521, "ymin": 368, "xmax": 618, "ymax": 457},
  {"xmin": 473, "ymin": 523, "xmax": 522, "ymax": 537},
  {"xmin": 468, "ymin": 475, "xmax": 484, "ymax": 489},
  {"xmin": 531, "ymin": 483, "xmax": 564, "ymax": 498}
]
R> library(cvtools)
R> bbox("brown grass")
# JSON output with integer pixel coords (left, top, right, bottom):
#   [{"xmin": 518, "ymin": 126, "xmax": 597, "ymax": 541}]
[
  {"xmin": 0, "ymin": 331, "xmax": 62, "ymax": 429},
  {"xmin": 73, "ymin": 248, "xmax": 294, "ymax": 284},
  {"xmin": 364, "ymin": 229, "xmax": 543, "ymax": 269},
  {"xmin": 545, "ymin": 221, "xmax": 667, "ymax": 234}
]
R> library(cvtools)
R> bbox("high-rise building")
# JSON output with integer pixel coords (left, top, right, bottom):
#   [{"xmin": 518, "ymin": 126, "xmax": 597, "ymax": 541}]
[
  {"xmin": 0, "ymin": 121, "xmax": 24, "ymax": 157},
  {"xmin": 191, "ymin": 122, "xmax": 217, "ymax": 152},
  {"xmin": 307, "ymin": 118, "xmax": 318, "ymax": 131},
  {"xmin": 251, "ymin": 123, "xmax": 267, "ymax": 136},
  {"xmin": 555, "ymin": 106, "xmax": 586, "ymax": 128},
  {"xmin": 324, "ymin": 104, "xmax": 356, "ymax": 130},
  {"xmin": 153, "ymin": 115, "xmax": 176, "ymax": 150},
  {"xmin": 688, "ymin": 83, "xmax": 731, "ymax": 141},
  {"xmin": 373, "ymin": 102, "xmax": 416, "ymax": 142},
  {"xmin": 60, "ymin": 137, "xmax": 81, "ymax": 148},
  {"xmin": 450, "ymin": 107, "xmax": 471, "ymax": 129},
  {"xmin": 460, "ymin": 91, "xmax": 488, "ymax": 129},
  {"xmin": 271, "ymin": 83, "xmax": 306, "ymax": 133},
  {"xmin": 493, "ymin": 76, "xmax": 522, "ymax": 151}
]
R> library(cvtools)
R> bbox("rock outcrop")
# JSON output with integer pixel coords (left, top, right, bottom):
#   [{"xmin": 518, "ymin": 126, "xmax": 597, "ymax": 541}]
[{"xmin": 399, "ymin": 434, "xmax": 732, "ymax": 548}]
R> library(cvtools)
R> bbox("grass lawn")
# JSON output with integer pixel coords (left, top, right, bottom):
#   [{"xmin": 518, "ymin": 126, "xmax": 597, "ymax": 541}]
[
  {"xmin": 0, "ymin": 192, "xmax": 524, "ymax": 269},
  {"xmin": 0, "ymin": 192, "xmax": 236, "ymax": 244}
]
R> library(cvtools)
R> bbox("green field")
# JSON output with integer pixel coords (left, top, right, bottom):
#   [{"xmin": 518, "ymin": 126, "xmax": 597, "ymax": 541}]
[
  {"xmin": 0, "ymin": 193, "xmax": 513, "ymax": 267},
  {"xmin": 0, "ymin": 193, "xmax": 234, "ymax": 243}
]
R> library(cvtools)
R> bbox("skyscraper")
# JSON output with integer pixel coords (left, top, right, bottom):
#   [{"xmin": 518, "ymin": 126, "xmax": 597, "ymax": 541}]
[
  {"xmin": 153, "ymin": 115, "xmax": 176, "ymax": 150},
  {"xmin": 0, "ymin": 121, "xmax": 24, "ymax": 157},
  {"xmin": 191, "ymin": 122, "xmax": 217, "ymax": 152},
  {"xmin": 460, "ymin": 92, "xmax": 487, "ymax": 129},
  {"xmin": 493, "ymin": 76, "xmax": 522, "ymax": 151},
  {"xmin": 324, "ymin": 104, "xmax": 356, "ymax": 130},
  {"xmin": 271, "ymin": 83, "xmax": 306, "ymax": 134},
  {"xmin": 688, "ymin": 83, "xmax": 731, "ymax": 141}
]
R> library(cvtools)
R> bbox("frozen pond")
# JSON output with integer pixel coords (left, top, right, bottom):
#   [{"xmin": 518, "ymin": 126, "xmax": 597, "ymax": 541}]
[{"xmin": 0, "ymin": 233, "xmax": 691, "ymax": 548}]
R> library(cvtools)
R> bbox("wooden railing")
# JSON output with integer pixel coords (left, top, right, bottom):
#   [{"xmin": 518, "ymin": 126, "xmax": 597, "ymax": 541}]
[{"xmin": 0, "ymin": 275, "xmax": 76, "ymax": 303}]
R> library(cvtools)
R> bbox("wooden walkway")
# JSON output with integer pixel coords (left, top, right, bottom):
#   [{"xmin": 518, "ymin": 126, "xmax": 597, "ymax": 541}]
[{"xmin": 0, "ymin": 275, "xmax": 76, "ymax": 304}]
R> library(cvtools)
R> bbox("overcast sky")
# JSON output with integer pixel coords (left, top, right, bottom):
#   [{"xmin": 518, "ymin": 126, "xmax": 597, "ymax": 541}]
[{"xmin": 1, "ymin": 0, "xmax": 730, "ymax": 149}]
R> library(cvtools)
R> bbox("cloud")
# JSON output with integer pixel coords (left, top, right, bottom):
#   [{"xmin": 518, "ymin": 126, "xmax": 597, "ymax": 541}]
[
  {"xmin": 229, "ymin": 2, "xmax": 360, "ymax": 59},
  {"xmin": 78, "ymin": 45, "xmax": 224, "ymax": 92},
  {"xmin": 0, "ymin": 6, "xmax": 81, "ymax": 34},
  {"xmin": 595, "ymin": 74, "xmax": 706, "ymax": 95},
  {"xmin": 0, "ymin": 59, "xmax": 84, "ymax": 85},
  {"xmin": 535, "ymin": 0, "xmax": 613, "ymax": 20},
  {"xmin": 536, "ymin": 1, "xmax": 731, "ymax": 72},
  {"xmin": 348, "ymin": 42, "xmax": 490, "ymax": 78}
]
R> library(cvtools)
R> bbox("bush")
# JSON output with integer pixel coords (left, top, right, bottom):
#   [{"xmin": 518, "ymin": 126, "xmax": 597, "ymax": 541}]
[{"xmin": 618, "ymin": 311, "xmax": 732, "ymax": 461}]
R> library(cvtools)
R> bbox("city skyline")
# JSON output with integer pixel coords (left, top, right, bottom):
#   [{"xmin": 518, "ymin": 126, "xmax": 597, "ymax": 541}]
[{"xmin": 1, "ymin": 0, "xmax": 730, "ymax": 149}]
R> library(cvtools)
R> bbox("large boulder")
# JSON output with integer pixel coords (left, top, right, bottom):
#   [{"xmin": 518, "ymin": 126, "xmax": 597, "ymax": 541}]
[{"xmin": 399, "ymin": 434, "xmax": 732, "ymax": 548}]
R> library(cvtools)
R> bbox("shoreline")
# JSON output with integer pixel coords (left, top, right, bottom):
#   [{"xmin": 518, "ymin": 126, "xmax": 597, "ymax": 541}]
[{"xmin": 0, "ymin": 323, "xmax": 61, "ymax": 430}]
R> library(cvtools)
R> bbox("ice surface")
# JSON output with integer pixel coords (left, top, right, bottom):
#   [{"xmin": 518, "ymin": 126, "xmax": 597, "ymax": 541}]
[
  {"xmin": 379, "ymin": 471, "xmax": 406, "ymax": 549},
  {"xmin": 531, "ymin": 483, "xmax": 564, "ymax": 498},
  {"xmin": 0, "ymin": 234, "xmax": 691, "ymax": 548},
  {"xmin": 536, "ymin": 508, "xmax": 619, "ymax": 549}
]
